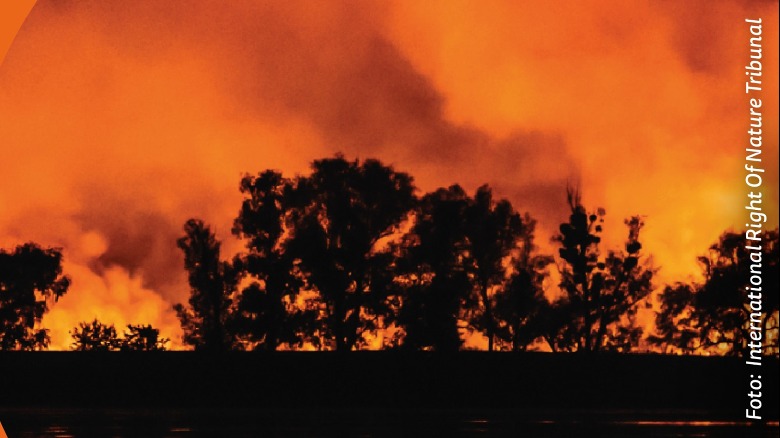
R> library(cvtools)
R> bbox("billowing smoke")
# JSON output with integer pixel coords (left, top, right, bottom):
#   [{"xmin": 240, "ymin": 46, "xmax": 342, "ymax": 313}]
[{"xmin": 0, "ymin": 0, "xmax": 776, "ymax": 348}]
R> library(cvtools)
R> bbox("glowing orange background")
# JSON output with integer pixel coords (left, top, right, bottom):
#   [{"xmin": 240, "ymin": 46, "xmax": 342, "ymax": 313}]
[{"xmin": 0, "ymin": 1, "xmax": 777, "ymax": 350}]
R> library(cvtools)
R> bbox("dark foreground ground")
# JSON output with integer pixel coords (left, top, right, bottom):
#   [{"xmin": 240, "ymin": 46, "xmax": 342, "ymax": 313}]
[{"xmin": 0, "ymin": 352, "xmax": 777, "ymax": 437}]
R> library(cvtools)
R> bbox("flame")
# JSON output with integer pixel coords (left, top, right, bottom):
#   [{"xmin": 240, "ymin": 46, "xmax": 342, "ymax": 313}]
[{"xmin": 0, "ymin": 1, "xmax": 777, "ymax": 349}]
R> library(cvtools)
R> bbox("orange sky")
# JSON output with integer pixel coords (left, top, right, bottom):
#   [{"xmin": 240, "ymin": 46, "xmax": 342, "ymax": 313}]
[{"xmin": 0, "ymin": 1, "xmax": 777, "ymax": 350}]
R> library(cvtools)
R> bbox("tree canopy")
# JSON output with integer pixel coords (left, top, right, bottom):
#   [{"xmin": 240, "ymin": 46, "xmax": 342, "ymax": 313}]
[
  {"xmin": 169, "ymin": 157, "xmax": 776, "ymax": 356},
  {"xmin": 70, "ymin": 319, "xmax": 119, "ymax": 351},
  {"xmin": 651, "ymin": 230, "xmax": 779, "ymax": 356},
  {"xmin": 463, "ymin": 185, "xmax": 527, "ymax": 351},
  {"xmin": 395, "ymin": 185, "xmax": 474, "ymax": 351},
  {"xmin": 2, "ymin": 154, "xmax": 771, "ymax": 356},
  {"xmin": 174, "ymin": 219, "xmax": 238, "ymax": 352},
  {"xmin": 232, "ymin": 170, "xmax": 311, "ymax": 350},
  {"xmin": 0, "ymin": 243, "xmax": 70, "ymax": 350},
  {"xmin": 70, "ymin": 319, "xmax": 169, "ymax": 351},
  {"xmin": 544, "ymin": 189, "xmax": 655, "ymax": 352},
  {"xmin": 285, "ymin": 156, "xmax": 417, "ymax": 350}
]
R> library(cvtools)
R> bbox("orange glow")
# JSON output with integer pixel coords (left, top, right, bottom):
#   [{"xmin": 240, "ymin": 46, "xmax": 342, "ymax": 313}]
[
  {"xmin": 0, "ymin": 0, "xmax": 35, "ymax": 67},
  {"xmin": 0, "ymin": 1, "xmax": 777, "ymax": 349}
]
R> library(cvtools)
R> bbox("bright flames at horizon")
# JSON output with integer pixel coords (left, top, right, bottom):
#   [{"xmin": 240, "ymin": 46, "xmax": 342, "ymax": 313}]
[{"xmin": 0, "ymin": 0, "xmax": 777, "ymax": 350}]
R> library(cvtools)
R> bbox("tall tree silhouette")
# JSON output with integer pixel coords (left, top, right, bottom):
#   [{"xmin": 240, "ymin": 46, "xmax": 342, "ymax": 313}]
[
  {"xmin": 174, "ymin": 219, "xmax": 238, "ymax": 352},
  {"xmin": 396, "ymin": 185, "xmax": 476, "ymax": 351},
  {"xmin": 0, "ymin": 243, "xmax": 70, "ymax": 350},
  {"xmin": 650, "ymin": 230, "xmax": 779, "ymax": 355},
  {"xmin": 493, "ymin": 217, "xmax": 554, "ymax": 351},
  {"xmin": 463, "ymin": 185, "xmax": 525, "ymax": 351},
  {"xmin": 70, "ymin": 319, "xmax": 119, "ymax": 351},
  {"xmin": 232, "ymin": 170, "xmax": 311, "ymax": 350},
  {"xmin": 286, "ymin": 156, "xmax": 416, "ymax": 350},
  {"xmin": 547, "ymin": 189, "xmax": 655, "ymax": 352}
]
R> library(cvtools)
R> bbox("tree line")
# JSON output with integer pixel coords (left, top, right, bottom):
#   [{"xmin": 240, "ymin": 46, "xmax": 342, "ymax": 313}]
[{"xmin": 0, "ymin": 155, "xmax": 777, "ymax": 354}]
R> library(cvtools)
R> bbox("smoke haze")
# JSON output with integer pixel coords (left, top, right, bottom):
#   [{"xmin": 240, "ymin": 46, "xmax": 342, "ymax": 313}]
[{"xmin": 0, "ymin": 0, "xmax": 776, "ymax": 348}]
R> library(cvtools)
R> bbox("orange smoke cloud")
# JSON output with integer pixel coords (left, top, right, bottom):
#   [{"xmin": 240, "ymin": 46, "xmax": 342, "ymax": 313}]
[
  {"xmin": 0, "ymin": 1, "xmax": 777, "ymax": 349},
  {"xmin": 384, "ymin": 0, "xmax": 779, "ymax": 279}
]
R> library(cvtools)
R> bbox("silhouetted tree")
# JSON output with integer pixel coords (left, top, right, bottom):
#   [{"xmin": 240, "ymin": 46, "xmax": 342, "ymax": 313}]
[
  {"xmin": 121, "ymin": 324, "xmax": 169, "ymax": 351},
  {"xmin": 547, "ymin": 188, "xmax": 655, "ymax": 352},
  {"xmin": 493, "ymin": 217, "xmax": 554, "ymax": 351},
  {"xmin": 286, "ymin": 155, "xmax": 416, "ymax": 350},
  {"xmin": 463, "ymin": 185, "xmax": 526, "ymax": 351},
  {"xmin": 70, "ymin": 320, "xmax": 169, "ymax": 351},
  {"xmin": 232, "ymin": 170, "xmax": 311, "ymax": 350},
  {"xmin": 70, "ymin": 319, "xmax": 119, "ymax": 351},
  {"xmin": 174, "ymin": 219, "xmax": 238, "ymax": 352},
  {"xmin": 0, "ymin": 243, "xmax": 70, "ymax": 350},
  {"xmin": 650, "ymin": 230, "xmax": 779, "ymax": 356},
  {"xmin": 396, "ymin": 185, "xmax": 477, "ymax": 351}
]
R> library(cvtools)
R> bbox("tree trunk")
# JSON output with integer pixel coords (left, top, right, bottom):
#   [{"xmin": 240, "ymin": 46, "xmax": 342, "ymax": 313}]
[
  {"xmin": 481, "ymin": 282, "xmax": 493, "ymax": 352},
  {"xmin": 333, "ymin": 297, "xmax": 346, "ymax": 351},
  {"xmin": 512, "ymin": 317, "xmax": 521, "ymax": 351}
]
